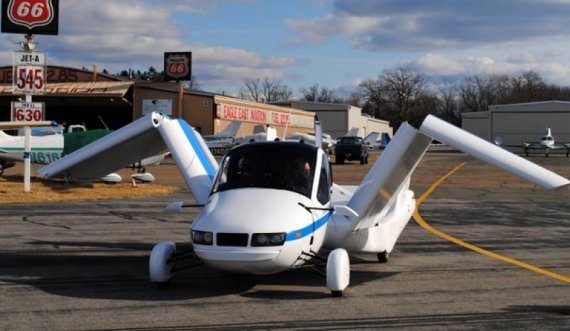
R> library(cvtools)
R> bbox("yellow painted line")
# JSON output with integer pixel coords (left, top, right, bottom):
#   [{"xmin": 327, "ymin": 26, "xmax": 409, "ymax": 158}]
[{"xmin": 413, "ymin": 162, "xmax": 570, "ymax": 284}]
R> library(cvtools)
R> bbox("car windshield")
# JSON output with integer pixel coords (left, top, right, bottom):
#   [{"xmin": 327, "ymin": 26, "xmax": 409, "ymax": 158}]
[
  {"xmin": 212, "ymin": 143, "xmax": 317, "ymax": 198},
  {"xmin": 341, "ymin": 137, "xmax": 363, "ymax": 144}
]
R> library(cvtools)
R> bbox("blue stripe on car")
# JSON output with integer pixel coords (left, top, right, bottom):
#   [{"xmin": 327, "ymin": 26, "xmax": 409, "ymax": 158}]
[
  {"xmin": 177, "ymin": 119, "xmax": 216, "ymax": 181},
  {"xmin": 285, "ymin": 211, "xmax": 332, "ymax": 242}
]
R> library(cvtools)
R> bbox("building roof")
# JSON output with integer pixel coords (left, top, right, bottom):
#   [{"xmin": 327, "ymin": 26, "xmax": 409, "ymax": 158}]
[{"xmin": 489, "ymin": 100, "xmax": 570, "ymax": 112}]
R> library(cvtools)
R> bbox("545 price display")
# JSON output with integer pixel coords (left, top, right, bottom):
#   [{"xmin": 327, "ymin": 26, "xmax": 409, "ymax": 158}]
[
  {"xmin": 11, "ymin": 102, "xmax": 45, "ymax": 122},
  {"xmin": 13, "ymin": 65, "xmax": 45, "ymax": 94}
]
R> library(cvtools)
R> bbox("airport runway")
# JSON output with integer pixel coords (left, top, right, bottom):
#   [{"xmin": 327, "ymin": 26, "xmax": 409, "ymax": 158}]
[{"xmin": 1, "ymin": 154, "xmax": 569, "ymax": 330}]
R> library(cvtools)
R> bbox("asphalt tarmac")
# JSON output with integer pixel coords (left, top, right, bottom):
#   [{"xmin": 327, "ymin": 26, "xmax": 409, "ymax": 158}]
[{"xmin": 1, "ymin": 153, "xmax": 569, "ymax": 330}]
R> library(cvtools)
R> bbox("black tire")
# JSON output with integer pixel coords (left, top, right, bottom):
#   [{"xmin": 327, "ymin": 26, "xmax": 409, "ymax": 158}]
[
  {"xmin": 377, "ymin": 251, "xmax": 389, "ymax": 263},
  {"xmin": 360, "ymin": 157, "xmax": 365, "ymax": 165},
  {"xmin": 336, "ymin": 156, "xmax": 344, "ymax": 164},
  {"xmin": 331, "ymin": 290, "xmax": 343, "ymax": 298},
  {"xmin": 0, "ymin": 160, "xmax": 4, "ymax": 176}
]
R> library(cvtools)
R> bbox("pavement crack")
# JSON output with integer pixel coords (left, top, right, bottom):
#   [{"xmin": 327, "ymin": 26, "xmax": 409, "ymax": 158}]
[{"xmin": 21, "ymin": 216, "xmax": 71, "ymax": 230}]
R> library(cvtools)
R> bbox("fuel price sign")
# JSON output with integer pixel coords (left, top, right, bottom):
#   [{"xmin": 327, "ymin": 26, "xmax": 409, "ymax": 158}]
[
  {"xmin": 11, "ymin": 101, "xmax": 45, "ymax": 122},
  {"xmin": 12, "ymin": 50, "xmax": 46, "ymax": 94}
]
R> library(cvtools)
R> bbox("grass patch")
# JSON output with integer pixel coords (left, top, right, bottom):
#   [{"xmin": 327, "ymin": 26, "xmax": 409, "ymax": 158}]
[{"xmin": 0, "ymin": 175, "xmax": 181, "ymax": 204}]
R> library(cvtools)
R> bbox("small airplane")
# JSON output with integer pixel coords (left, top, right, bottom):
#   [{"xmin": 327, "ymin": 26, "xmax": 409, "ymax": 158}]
[
  {"xmin": 0, "ymin": 127, "xmax": 63, "ymax": 176},
  {"xmin": 285, "ymin": 131, "xmax": 336, "ymax": 153},
  {"xmin": 496, "ymin": 128, "xmax": 570, "ymax": 157},
  {"xmin": 0, "ymin": 124, "xmax": 166, "ymax": 182},
  {"xmin": 202, "ymin": 120, "xmax": 241, "ymax": 156},
  {"xmin": 362, "ymin": 132, "xmax": 392, "ymax": 150},
  {"xmin": 234, "ymin": 124, "xmax": 278, "ymax": 144},
  {"xmin": 38, "ymin": 112, "xmax": 569, "ymax": 297}
]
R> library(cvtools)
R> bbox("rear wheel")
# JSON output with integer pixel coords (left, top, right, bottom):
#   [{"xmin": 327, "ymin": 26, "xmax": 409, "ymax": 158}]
[
  {"xmin": 377, "ymin": 251, "xmax": 389, "ymax": 263},
  {"xmin": 0, "ymin": 160, "xmax": 4, "ymax": 176},
  {"xmin": 336, "ymin": 155, "xmax": 344, "ymax": 164}
]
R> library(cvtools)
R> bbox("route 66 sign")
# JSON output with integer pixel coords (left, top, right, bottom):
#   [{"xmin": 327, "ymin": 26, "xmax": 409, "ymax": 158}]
[
  {"xmin": 1, "ymin": 0, "xmax": 59, "ymax": 35},
  {"xmin": 164, "ymin": 52, "xmax": 192, "ymax": 81}
]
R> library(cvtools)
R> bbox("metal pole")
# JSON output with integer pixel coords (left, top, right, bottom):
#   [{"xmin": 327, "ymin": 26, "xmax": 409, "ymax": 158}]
[{"xmin": 24, "ymin": 125, "xmax": 31, "ymax": 192}]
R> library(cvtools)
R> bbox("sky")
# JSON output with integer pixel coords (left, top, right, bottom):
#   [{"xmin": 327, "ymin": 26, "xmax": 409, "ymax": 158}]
[{"xmin": 2, "ymin": 0, "xmax": 570, "ymax": 98}]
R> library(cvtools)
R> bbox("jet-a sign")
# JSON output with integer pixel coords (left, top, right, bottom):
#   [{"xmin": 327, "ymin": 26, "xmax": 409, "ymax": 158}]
[
  {"xmin": 12, "ymin": 50, "xmax": 46, "ymax": 94},
  {"xmin": 1, "ymin": 0, "xmax": 59, "ymax": 35}
]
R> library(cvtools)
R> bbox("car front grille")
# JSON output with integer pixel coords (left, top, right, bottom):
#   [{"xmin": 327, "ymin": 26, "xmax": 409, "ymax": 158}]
[{"xmin": 217, "ymin": 233, "xmax": 249, "ymax": 247}]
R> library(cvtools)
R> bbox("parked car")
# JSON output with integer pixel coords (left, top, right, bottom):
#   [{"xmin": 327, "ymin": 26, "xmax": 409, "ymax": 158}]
[{"xmin": 334, "ymin": 136, "xmax": 369, "ymax": 165}]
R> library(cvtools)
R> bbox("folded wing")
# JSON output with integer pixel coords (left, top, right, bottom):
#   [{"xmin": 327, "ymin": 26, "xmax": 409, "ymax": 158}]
[{"xmin": 38, "ymin": 112, "xmax": 218, "ymax": 204}]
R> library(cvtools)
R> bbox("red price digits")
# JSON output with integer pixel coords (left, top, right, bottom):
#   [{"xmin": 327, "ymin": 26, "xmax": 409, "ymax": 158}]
[
  {"xmin": 16, "ymin": 67, "xmax": 44, "ymax": 91},
  {"xmin": 15, "ymin": 108, "xmax": 42, "ymax": 121}
]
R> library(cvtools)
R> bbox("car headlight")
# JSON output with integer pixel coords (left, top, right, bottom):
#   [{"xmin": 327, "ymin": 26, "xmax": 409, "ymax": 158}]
[
  {"xmin": 251, "ymin": 232, "xmax": 286, "ymax": 247},
  {"xmin": 191, "ymin": 230, "xmax": 213, "ymax": 245}
]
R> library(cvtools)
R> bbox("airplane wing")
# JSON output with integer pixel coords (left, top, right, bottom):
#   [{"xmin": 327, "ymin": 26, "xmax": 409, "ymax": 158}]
[
  {"xmin": 38, "ymin": 112, "xmax": 218, "ymax": 204},
  {"xmin": 339, "ymin": 115, "xmax": 569, "ymax": 232}
]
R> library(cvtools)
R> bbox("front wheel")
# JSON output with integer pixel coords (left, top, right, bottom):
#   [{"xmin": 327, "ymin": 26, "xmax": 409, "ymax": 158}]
[
  {"xmin": 149, "ymin": 241, "xmax": 176, "ymax": 285},
  {"xmin": 326, "ymin": 248, "xmax": 350, "ymax": 297},
  {"xmin": 0, "ymin": 160, "xmax": 4, "ymax": 176}
]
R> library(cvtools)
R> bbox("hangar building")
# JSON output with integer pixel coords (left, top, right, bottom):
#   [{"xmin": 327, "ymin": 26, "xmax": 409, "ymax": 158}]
[
  {"xmin": 0, "ymin": 66, "xmax": 316, "ymax": 137},
  {"xmin": 272, "ymin": 100, "xmax": 393, "ymax": 139},
  {"xmin": 462, "ymin": 100, "xmax": 570, "ymax": 151}
]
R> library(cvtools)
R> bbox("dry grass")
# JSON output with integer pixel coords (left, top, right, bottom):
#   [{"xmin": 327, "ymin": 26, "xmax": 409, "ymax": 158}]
[{"xmin": 0, "ymin": 175, "xmax": 181, "ymax": 205}]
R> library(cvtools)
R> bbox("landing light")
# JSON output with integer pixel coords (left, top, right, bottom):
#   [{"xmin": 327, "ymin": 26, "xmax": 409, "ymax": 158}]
[{"xmin": 251, "ymin": 232, "xmax": 286, "ymax": 247}]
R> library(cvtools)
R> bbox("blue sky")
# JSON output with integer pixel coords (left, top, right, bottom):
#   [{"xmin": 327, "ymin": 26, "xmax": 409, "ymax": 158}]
[{"xmin": 2, "ymin": 0, "xmax": 570, "ymax": 98}]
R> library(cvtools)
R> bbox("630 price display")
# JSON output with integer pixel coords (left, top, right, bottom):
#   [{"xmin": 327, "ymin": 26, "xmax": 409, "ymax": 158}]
[
  {"xmin": 14, "ymin": 65, "xmax": 45, "ymax": 94},
  {"xmin": 11, "ymin": 102, "xmax": 44, "ymax": 122}
]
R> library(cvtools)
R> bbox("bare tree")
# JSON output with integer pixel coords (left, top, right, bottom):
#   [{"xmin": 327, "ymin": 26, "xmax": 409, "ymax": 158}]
[
  {"xmin": 381, "ymin": 66, "xmax": 429, "ymax": 128},
  {"xmin": 435, "ymin": 78, "xmax": 461, "ymax": 125},
  {"xmin": 240, "ymin": 77, "xmax": 292, "ymax": 102},
  {"xmin": 299, "ymin": 83, "xmax": 342, "ymax": 103}
]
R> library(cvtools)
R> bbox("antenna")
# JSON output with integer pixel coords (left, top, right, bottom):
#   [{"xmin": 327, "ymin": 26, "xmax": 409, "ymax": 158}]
[{"xmin": 98, "ymin": 114, "xmax": 110, "ymax": 130}]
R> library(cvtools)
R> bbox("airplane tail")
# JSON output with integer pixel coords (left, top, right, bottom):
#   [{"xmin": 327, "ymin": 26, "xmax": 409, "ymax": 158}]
[
  {"xmin": 218, "ymin": 120, "xmax": 241, "ymax": 137},
  {"xmin": 380, "ymin": 132, "xmax": 391, "ymax": 146},
  {"xmin": 0, "ymin": 130, "xmax": 15, "ymax": 141},
  {"xmin": 345, "ymin": 127, "xmax": 359, "ymax": 137},
  {"xmin": 363, "ymin": 132, "xmax": 379, "ymax": 147}
]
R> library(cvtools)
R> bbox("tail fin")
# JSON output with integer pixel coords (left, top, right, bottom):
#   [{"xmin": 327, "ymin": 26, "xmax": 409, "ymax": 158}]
[
  {"xmin": 363, "ymin": 132, "xmax": 379, "ymax": 147},
  {"xmin": 345, "ymin": 127, "xmax": 359, "ymax": 136},
  {"xmin": 218, "ymin": 120, "xmax": 241, "ymax": 137},
  {"xmin": 0, "ymin": 130, "xmax": 15, "ymax": 141},
  {"xmin": 346, "ymin": 123, "xmax": 432, "ymax": 230},
  {"xmin": 380, "ymin": 132, "xmax": 391, "ymax": 145}
]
